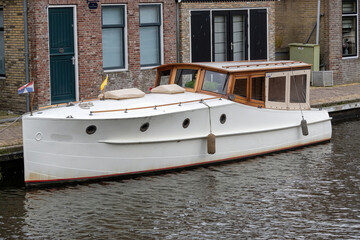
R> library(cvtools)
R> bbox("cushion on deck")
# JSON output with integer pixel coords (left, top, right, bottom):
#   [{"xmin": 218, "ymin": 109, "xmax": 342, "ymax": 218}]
[
  {"xmin": 151, "ymin": 84, "xmax": 186, "ymax": 94},
  {"xmin": 99, "ymin": 88, "xmax": 145, "ymax": 100}
]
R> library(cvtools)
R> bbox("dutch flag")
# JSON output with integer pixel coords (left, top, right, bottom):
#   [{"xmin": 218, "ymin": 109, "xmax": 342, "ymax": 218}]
[{"xmin": 18, "ymin": 81, "xmax": 34, "ymax": 94}]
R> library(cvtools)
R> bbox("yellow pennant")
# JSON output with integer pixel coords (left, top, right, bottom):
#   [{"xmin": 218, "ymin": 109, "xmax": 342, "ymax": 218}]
[{"xmin": 100, "ymin": 75, "xmax": 108, "ymax": 91}]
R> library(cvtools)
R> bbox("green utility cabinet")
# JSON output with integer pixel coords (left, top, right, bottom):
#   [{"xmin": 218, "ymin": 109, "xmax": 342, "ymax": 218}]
[{"xmin": 289, "ymin": 43, "xmax": 320, "ymax": 72}]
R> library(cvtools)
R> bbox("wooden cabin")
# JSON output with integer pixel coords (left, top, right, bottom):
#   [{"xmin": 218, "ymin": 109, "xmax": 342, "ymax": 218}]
[{"xmin": 154, "ymin": 61, "xmax": 312, "ymax": 110}]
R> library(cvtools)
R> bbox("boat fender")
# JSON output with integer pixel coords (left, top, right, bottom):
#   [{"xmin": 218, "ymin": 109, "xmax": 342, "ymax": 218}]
[
  {"xmin": 301, "ymin": 119, "xmax": 309, "ymax": 136},
  {"xmin": 207, "ymin": 133, "xmax": 216, "ymax": 154}
]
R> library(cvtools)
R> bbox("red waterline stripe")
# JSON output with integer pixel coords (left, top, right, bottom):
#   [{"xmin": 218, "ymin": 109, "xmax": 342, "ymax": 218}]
[{"xmin": 25, "ymin": 138, "xmax": 331, "ymax": 185}]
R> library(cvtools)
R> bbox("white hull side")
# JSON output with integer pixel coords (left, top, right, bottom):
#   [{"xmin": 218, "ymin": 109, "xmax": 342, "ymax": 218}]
[{"xmin": 23, "ymin": 103, "xmax": 332, "ymax": 185}]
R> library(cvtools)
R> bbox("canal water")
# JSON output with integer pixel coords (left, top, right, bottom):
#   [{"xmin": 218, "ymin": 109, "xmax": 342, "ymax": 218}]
[{"xmin": 0, "ymin": 121, "xmax": 359, "ymax": 239}]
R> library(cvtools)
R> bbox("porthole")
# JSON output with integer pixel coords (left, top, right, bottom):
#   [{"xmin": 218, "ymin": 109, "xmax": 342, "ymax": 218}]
[
  {"xmin": 86, "ymin": 125, "xmax": 97, "ymax": 135},
  {"xmin": 182, "ymin": 118, "xmax": 190, "ymax": 128},
  {"xmin": 220, "ymin": 114, "xmax": 227, "ymax": 124},
  {"xmin": 140, "ymin": 122, "xmax": 150, "ymax": 132}
]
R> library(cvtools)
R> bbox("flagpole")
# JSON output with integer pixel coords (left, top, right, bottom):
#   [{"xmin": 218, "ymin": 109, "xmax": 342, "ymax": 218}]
[
  {"xmin": 102, "ymin": 74, "xmax": 105, "ymax": 101},
  {"xmin": 30, "ymin": 92, "xmax": 34, "ymax": 116}
]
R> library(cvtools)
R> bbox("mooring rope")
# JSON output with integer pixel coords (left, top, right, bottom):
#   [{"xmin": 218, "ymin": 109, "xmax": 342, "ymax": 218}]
[
  {"xmin": 201, "ymin": 100, "xmax": 213, "ymax": 134},
  {"xmin": 0, "ymin": 116, "xmax": 22, "ymax": 134}
]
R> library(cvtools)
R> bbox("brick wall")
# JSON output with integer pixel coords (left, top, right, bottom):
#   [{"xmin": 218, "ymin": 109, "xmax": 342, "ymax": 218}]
[
  {"xmin": 276, "ymin": 0, "xmax": 360, "ymax": 85},
  {"xmin": 179, "ymin": 1, "xmax": 276, "ymax": 63},
  {"xmin": 0, "ymin": 0, "xmax": 27, "ymax": 113},
  {"xmin": 28, "ymin": 0, "xmax": 177, "ymax": 107}
]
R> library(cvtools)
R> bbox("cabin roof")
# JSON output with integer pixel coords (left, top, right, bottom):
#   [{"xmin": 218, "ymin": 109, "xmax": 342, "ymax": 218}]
[{"xmin": 155, "ymin": 61, "xmax": 311, "ymax": 73}]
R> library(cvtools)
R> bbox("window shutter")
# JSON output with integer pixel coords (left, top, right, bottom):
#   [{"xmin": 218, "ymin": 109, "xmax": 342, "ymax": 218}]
[
  {"xmin": 250, "ymin": 9, "xmax": 267, "ymax": 60},
  {"xmin": 191, "ymin": 11, "xmax": 211, "ymax": 62}
]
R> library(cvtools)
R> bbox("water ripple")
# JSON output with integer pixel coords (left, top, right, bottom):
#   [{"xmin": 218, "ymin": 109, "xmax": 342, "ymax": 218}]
[{"xmin": 0, "ymin": 121, "xmax": 360, "ymax": 239}]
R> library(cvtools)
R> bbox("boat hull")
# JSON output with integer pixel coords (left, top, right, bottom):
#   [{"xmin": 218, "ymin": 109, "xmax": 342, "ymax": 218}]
[{"xmin": 23, "ymin": 102, "xmax": 332, "ymax": 186}]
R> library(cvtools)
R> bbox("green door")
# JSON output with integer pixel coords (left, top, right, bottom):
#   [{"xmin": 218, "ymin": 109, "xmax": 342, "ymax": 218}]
[{"xmin": 49, "ymin": 8, "xmax": 76, "ymax": 104}]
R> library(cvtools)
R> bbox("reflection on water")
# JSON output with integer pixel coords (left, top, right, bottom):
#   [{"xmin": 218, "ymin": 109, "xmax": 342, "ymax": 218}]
[{"xmin": 1, "ymin": 121, "xmax": 360, "ymax": 239}]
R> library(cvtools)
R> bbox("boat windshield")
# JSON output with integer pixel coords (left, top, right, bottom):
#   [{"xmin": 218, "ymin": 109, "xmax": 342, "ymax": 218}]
[
  {"xmin": 202, "ymin": 70, "xmax": 228, "ymax": 94},
  {"xmin": 174, "ymin": 69, "xmax": 198, "ymax": 89},
  {"xmin": 157, "ymin": 69, "xmax": 172, "ymax": 86}
]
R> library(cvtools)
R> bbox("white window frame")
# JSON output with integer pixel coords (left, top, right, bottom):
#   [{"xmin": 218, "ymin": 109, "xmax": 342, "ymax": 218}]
[
  {"xmin": 102, "ymin": 4, "xmax": 128, "ymax": 72},
  {"xmin": 342, "ymin": 0, "xmax": 359, "ymax": 59},
  {"xmin": 139, "ymin": 3, "xmax": 164, "ymax": 69}
]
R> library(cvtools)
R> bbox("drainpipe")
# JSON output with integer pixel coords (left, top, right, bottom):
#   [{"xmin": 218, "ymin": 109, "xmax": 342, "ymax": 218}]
[
  {"xmin": 23, "ymin": 0, "xmax": 30, "ymax": 112},
  {"xmin": 176, "ymin": 0, "xmax": 181, "ymax": 62},
  {"xmin": 316, "ymin": 0, "xmax": 320, "ymax": 45}
]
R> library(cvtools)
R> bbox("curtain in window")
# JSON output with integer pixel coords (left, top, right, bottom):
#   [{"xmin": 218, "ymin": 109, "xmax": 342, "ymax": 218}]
[
  {"xmin": 102, "ymin": 29, "xmax": 123, "ymax": 68},
  {"xmin": 214, "ymin": 16, "xmax": 227, "ymax": 62},
  {"xmin": 140, "ymin": 26, "xmax": 160, "ymax": 66},
  {"xmin": 342, "ymin": 0, "xmax": 358, "ymax": 57}
]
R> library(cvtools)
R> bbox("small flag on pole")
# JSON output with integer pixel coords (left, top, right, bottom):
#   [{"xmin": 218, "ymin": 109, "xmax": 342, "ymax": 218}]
[
  {"xmin": 18, "ymin": 81, "xmax": 34, "ymax": 94},
  {"xmin": 100, "ymin": 75, "xmax": 108, "ymax": 91}
]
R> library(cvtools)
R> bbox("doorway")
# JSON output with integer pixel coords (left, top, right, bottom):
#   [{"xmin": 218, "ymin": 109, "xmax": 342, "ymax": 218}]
[{"xmin": 48, "ymin": 7, "xmax": 77, "ymax": 104}]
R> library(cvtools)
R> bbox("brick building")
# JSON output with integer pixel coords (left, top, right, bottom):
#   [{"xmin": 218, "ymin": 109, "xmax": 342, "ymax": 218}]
[
  {"xmin": 276, "ymin": 0, "xmax": 360, "ymax": 85},
  {"xmin": 27, "ymin": 0, "xmax": 177, "ymax": 108},
  {"xmin": 2, "ymin": 0, "xmax": 359, "ymax": 113},
  {"xmin": 177, "ymin": 0, "xmax": 277, "ymax": 63},
  {"xmin": 0, "ymin": 0, "xmax": 27, "ymax": 113}
]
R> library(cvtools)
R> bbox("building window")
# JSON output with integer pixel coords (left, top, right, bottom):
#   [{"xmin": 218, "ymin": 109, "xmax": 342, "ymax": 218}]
[
  {"xmin": 191, "ymin": 9, "xmax": 267, "ymax": 63},
  {"xmin": 213, "ymin": 11, "xmax": 247, "ymax": 62},
  {"xmin": 139, "ymin": 4, "xmax": 162, "ymax": 67},
  {"xmin": 102, "ymin": 5, "xmax": 125, "ymax": 69},
  {"xmin": 342, "ymin": 0, "xmax": 358, "ymax": 57},
  {"xmin": 0, "ymin": 9, "xmax": 5, "ymax": 76}
]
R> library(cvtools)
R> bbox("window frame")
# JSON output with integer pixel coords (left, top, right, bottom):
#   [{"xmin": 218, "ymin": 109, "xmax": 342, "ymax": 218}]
[
  {"xmin": 265, "ymin": 70, "xmax": 311, "ymax": 110},
  {"xmin": 139, "ymin": 3, "xmax": 163, "ymax": 68},
  {"xmin": 0, "ymin": 7, "xmax": 5, "ymax": 77},
  {"xmin": 342, "ymin": 0, "xmax": 359, "ymax": 59},
  {"xmin": 190, "ymin": 8, "xmax": 267, "ymax": 63},
  {"xmin": 101, "ymin": 4, "xmax": 127, "ymax": 71}
]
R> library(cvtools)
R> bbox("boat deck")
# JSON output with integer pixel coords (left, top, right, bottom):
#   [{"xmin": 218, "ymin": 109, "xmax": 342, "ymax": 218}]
[{"xmin": 29, "ymin": 92, "xmax": 233, "ymax": 120}]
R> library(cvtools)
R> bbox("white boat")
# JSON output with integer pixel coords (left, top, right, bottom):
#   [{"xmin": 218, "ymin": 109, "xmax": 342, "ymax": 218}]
[{"xmin": 22, "ymin": 61, "xmax": 332, "ymax": 186}]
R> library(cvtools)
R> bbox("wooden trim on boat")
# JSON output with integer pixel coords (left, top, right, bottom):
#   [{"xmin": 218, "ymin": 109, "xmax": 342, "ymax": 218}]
[
  {"xmin": 38, "ymin": 98, "xmax": 99, "ymax": 111},
  {"xmin": 90, "ymin": 96, "xmax": 219, "ymax": 114}
]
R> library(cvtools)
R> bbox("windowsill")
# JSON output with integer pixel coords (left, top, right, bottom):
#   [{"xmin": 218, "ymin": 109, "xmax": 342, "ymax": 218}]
[
  {"xmin": 140, "ymin": 65, "xmax": 159, "ymax": 70},
  {"xmin": 342, "ymin": 55, "xmax": 359, "ymax": 60},
  {"xmin": 0, "ymin": 76, "xmax": 5, "ymax": 80},
  {"xmin": 104, "ymin": 68, "xmax": 128, "ymax": 73}
]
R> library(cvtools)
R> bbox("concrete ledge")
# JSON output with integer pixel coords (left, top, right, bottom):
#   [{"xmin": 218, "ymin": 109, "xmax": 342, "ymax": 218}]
[
  {"xmin": 312, "ymin": 101, "xmax": 360, "ymax": 112},
  {"xmin": 0, "ymin": 116, "xmax": 22, "ymax": 124},
  {"xmin": 0, "ymin": 145, "xmax": 23, "ymax": 158}
]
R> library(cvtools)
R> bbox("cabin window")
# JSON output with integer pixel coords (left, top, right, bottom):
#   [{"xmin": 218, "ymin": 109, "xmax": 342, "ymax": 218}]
[
  {"xmin": 202, "ymin": 71, "xmax": 228, "ymax": 94},
  {"xmin": 268, "ymin": 76, "xmax": 286, "ymax": 102},
  {"xmin": 175, "ymin": 69, "xmax": 198, "ymax": 88},
  {"xmin": 157, "ymin": 69, "xmax": 171, "ymax": 86},
  {"xmin": 233, "ymin": 78, "xmax": 247, "ymax": 98},
  {"xmin": 251, "ymin": 77, "xmax": 265, "ymax": 101},
  {"xmin": 342, "ymin": 0, "xmax": 358, "ymax": 57},
  {"xmin": 290, "ymin": 75, "xmax": 306, "ymax": 103}
]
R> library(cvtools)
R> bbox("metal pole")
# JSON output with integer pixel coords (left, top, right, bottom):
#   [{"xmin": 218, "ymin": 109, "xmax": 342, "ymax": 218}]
[
  {"xmin": 176, "ymin": 0, "xmax": 181, "ymax": 63},
  {"xmin": 316, "ymin": 0, "xmax": 320, "ymax": 45},
  {"xmin": 24, "ymin": 0, "xmax": 30, "ymax": 112}
]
